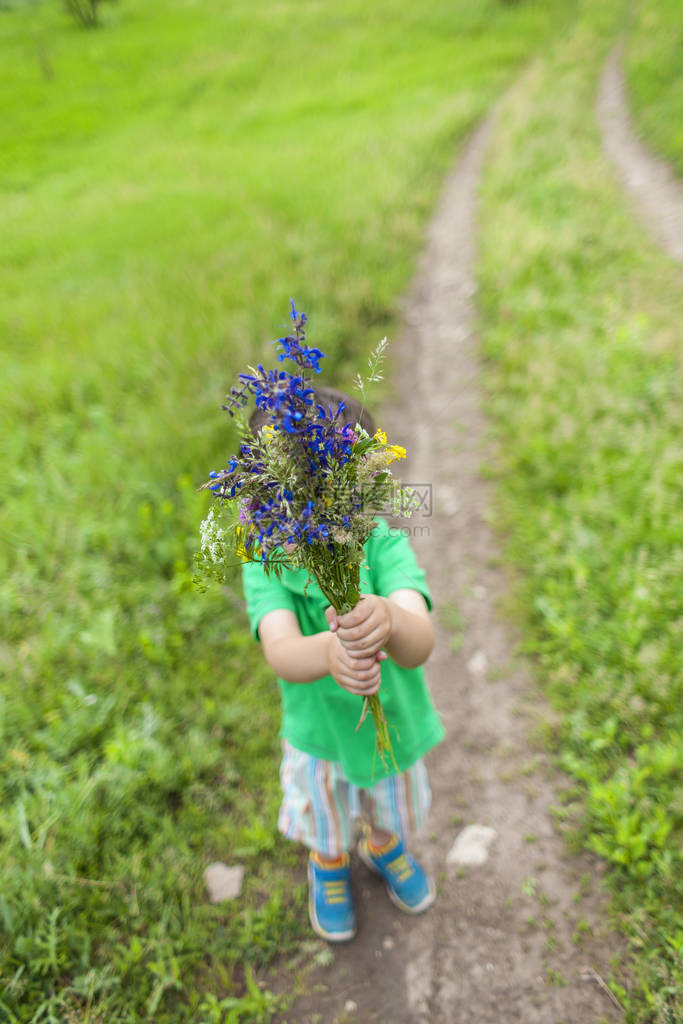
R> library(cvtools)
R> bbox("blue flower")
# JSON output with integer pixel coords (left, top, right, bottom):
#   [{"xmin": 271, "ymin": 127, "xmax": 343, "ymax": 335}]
[{"xmin": 273, "ymin": 304, "xmax": 325, "ymax": 374}]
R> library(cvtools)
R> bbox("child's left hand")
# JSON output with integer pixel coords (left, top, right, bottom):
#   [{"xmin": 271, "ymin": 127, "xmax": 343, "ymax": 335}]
[{"xmin": 325, "ymin": 596, "xmax": 392, "ymax": 660}]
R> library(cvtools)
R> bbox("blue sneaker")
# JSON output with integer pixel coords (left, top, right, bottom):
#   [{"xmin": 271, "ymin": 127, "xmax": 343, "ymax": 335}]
[
  {"xmin": 358, "ymin": 835, "xmax": 435, "ymax": 914},
  {"xmin": 307, "ymin": 853, "xmax": 356, "ymax": 942}
]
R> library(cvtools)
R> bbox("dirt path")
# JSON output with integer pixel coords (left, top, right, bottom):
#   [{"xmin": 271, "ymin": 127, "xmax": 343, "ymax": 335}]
[
  {"xmin": 277, "ymin": 117, "xmax": 623, "ymax": 1024},
  {"xmin": 597, "ymin": 44, "xmax": 683, "ymax": 263}
]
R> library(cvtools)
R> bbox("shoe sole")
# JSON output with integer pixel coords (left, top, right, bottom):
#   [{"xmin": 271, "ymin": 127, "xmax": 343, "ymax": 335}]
[
  {"xmin": 358, "ymin": 844, "xmax": 436, "ymax": 915},
  {"xmin": 307, "ymin": 864, "xmax": 356, "ymax": 943}
]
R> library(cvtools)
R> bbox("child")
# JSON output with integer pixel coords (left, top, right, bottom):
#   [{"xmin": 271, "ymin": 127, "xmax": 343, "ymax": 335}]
[{"xmin": 241, "ymin": 387, "xmax": 444, "ymax": 942}]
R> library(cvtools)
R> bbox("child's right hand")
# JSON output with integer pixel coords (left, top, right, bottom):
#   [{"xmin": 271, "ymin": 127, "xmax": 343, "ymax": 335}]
[{"xmin": 327, "ymin": 634, "xmax": 382, "ymax": 697}]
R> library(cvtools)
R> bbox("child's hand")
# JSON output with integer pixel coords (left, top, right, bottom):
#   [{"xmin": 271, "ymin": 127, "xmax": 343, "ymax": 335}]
[
  {"xmin": 327, "ymin": 634, "xmax": 382, "ymax": 696},
  {"xmin": 325, "ymin": 596, "xmax": 392, "ymax": 660}
]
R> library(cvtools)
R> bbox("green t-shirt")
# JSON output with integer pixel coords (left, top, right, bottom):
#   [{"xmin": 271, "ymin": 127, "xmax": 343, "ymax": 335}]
[{"xmin": 241, "ymin": 518, "xmax": 444, "ymax": 786}]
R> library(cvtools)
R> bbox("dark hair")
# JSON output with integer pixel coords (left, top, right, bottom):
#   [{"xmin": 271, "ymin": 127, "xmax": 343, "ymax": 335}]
[{"xmin": 248, "ymin": 385, "xmax": 376, "ymax": 436}]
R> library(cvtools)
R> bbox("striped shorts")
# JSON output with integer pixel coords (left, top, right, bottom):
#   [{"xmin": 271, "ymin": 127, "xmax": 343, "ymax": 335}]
[{"xmin": 278, "ymin": 739, "xmax": 432, "ymax": 858}]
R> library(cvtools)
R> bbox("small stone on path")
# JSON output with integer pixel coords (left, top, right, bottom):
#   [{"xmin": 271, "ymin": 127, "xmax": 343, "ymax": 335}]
[
  {"xmin": 467, "ymin": 649, "xmax": 488, "ymax": 676},
  {"xmin": 447, "ymin": 824, "xmax": 497, "ymax": 867},
  {"xmin": 382, "ymin": 935, "xmax": 395, "ymax": 950},
  {"xmin": 204, "ymin": 862, "xmax": 244, "ymax": 903},
  {"xmin": 344, "ymin": 999, "xmax": 358, "ymax": 1013}
]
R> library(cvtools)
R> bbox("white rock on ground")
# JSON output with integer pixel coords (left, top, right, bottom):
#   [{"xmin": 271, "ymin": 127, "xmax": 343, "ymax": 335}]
[
  {"xmin": 204, "ymin": 862, "xmax": 245, "ymax": 903},
  {"xmin": 446, "ymin": 824, "xmax": 497, "ymax": 867},
  {"xmin": 466, "ymin": 649, "xmax": 488, "ymax": 677}
]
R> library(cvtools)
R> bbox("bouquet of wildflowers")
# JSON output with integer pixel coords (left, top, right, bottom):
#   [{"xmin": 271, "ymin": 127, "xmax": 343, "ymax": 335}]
[{"xmin": 197, "ymin": 301, "xmax": 418, "ymax": 764}]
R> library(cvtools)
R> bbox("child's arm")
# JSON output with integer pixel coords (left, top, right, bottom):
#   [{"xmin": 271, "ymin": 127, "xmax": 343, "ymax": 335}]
[
  {"xmin": 258, "ymin": 609, "xmax": 382, "ymax": 695},
  {"xmin": 325, "ymin": 589, "xmax": 434, "ymax": 669}
]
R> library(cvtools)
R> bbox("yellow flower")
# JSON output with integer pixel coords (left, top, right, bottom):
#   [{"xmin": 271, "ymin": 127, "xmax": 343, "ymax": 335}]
[
  {"xmin": 235, "ymin": 526, "xmax": 250, "ymax": 562},
  {"xmin": 374, "ymin": 427, "xmax": 405, "ymax": 461},
  {"xmin": 262, "ymin": 424, "xmax": 275, "ymax": 445}
]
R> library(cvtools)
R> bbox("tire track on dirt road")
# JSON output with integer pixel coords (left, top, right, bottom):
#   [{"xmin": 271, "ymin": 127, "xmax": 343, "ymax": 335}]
[{"xmin": 597, "ymin": 44, "xmax": 683, "ymax": 263}]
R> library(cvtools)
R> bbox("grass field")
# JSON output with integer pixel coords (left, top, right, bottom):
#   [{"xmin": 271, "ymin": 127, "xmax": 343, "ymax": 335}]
[
  {"xmin": 0, "ymin": 1, "xmax": 574, "ymax": 1020},
  {"xmin": 624, "ymin": 0, "xmax": 683, "ymax": 176},
  {"xmin": 478, "ymin": 0, "xmax": 682, "ymax": 1019}
]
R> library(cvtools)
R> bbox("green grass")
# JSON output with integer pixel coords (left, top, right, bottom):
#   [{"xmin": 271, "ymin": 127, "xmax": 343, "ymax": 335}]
[
  {"xmin": 624, "ymin": 0, "xmax": 683, "ymax": 176},
  {"xmin": 0, "ymin": 0, "xmax": 572, "ymax": 1019},
  {"xmin": 478, "ymin": 1, "xmax": 682, "ymax": 1020}
]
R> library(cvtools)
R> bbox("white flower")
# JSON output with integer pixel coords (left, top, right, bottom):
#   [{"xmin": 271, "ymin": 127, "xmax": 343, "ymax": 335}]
[{"xmin": 200, "ymin": 507, "xmax": 227, "ymax": 564}]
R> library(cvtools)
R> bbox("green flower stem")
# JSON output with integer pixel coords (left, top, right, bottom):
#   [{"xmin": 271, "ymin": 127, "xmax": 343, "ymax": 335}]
[{"xmin": 310, "ymin": 549, "xmax": 396, "ymax": 771}]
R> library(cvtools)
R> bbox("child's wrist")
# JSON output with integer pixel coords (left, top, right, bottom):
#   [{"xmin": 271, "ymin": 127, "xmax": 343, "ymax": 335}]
[
  {"xmin": 324, "ymin": 630, "xmax": 337, "ymax": 672},
  {"xmin": 381, "ymin": 596, "xmax": 395, "ymax": 644}
]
